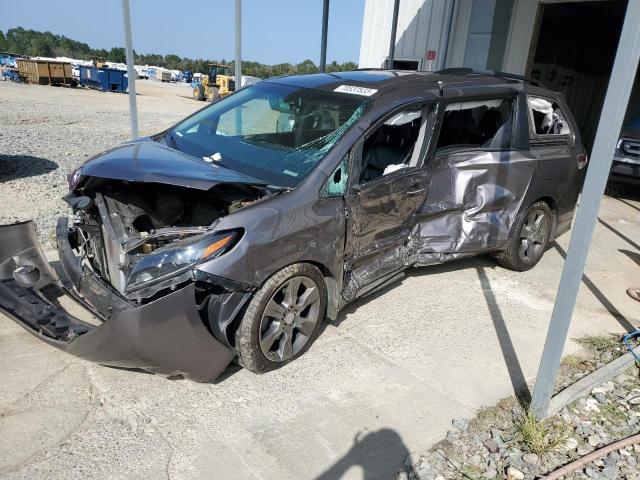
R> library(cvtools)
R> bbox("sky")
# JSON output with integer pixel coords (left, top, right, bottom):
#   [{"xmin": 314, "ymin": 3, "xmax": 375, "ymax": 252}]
[{"xmin": 1, "ymin": 0, "xmax": 366, "ymax": 65}]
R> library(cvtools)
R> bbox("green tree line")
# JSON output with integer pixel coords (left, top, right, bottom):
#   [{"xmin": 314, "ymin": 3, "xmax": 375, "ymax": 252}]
[{"xmin": 0, "ymin": 27, "xmax": 357, "ymax": 78}]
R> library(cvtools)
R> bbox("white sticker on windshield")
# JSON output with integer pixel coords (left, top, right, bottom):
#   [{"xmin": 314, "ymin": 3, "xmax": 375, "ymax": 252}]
[
  {"xmin": 283, "ymin": 170, "xmax": 299, "ymax": 177},
  {"xmin": 334, "ymin": 85, "xmax": 378, "ymax": 96}
]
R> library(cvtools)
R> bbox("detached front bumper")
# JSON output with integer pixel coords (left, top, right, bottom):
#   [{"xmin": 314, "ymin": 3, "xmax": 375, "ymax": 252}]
[{"xmin": 0, "ymin": 220, "xmax": 236, "ymax": 382}]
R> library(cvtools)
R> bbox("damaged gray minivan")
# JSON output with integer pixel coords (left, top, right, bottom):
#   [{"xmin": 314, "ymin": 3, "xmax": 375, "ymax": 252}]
[{"xmin": 0, "ymin": 69, "xmax": 587, "ymax": 381}]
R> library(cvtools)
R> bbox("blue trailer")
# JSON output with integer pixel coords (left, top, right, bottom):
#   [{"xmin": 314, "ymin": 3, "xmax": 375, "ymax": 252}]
[{"xmin": 79, "ymin": 65, "xmax": 128, "ymax": 93}]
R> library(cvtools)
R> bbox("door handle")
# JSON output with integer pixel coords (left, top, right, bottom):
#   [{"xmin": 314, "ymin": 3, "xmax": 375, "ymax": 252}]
[{"xmin": 407, "ymin": 187, "xmax": 426, "ymax": 196}]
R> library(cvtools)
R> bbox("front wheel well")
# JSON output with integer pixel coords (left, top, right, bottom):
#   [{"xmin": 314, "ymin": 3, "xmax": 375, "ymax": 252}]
[{"xmin": 212, "ymin": 261, "xmax": 338, "ymax": 347}]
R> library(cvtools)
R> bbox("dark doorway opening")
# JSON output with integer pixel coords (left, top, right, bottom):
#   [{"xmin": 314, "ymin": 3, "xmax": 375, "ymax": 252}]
[
  {"xmin": 391, "ymin": 59, "xmax": 420, "ymax": 70},
  {"xmin": 527, "ymin": 0, "xmax": 639, "ymax": 152}
]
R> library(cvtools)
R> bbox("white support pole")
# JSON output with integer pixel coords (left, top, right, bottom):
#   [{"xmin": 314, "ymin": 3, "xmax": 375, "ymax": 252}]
[
  {"xmin": 122, "ymin": 0, "xmax": 138, "ymax": 139},
  {"xmin": 235, "ymin": 0, "xmax": 242, "ymax": 88},
  {"xmin": 530, "ymin": 0, "xmax": 640, "ymax": 418}
]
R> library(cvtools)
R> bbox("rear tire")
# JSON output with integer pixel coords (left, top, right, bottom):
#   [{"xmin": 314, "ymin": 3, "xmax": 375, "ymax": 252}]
[
  {"xmin": 496, "ymin": 201, "xmax": 553, "ymax": 271},
  {"xmin": 235, "ymin": 263, "xmax": 327, "ymax": 374}
]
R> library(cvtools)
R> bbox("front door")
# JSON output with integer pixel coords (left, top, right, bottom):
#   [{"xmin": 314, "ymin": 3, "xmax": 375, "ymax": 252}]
[{"xmin": 342, "ymin": 104, "xmax": 432, "ymax": 299}]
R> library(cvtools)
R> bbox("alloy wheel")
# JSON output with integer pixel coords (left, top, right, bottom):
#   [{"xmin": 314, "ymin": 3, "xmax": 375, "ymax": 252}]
[
  {"xmin": 518, "ymin": 208, "xmax": 549, "ymax": 263},
  {"xmin": 259, "ymin": 275, "xmax": 321, "ymax": 362}
]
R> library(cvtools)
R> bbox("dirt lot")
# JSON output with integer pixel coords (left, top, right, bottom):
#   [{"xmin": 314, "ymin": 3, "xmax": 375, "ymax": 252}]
[{"xmin": 0, "ymin": 80, "xmax": 639, "ymax": 480}]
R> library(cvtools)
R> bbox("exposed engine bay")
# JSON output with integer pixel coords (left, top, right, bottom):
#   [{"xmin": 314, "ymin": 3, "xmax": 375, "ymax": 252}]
[{"xmin": 66, "ymin": 181, "xmax": 267, "ymax": 301}]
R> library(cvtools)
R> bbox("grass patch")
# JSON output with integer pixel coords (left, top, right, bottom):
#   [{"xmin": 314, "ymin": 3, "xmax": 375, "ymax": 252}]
[
  {"xmin": 574, "ymin": 334, "xmax": 621, "ymax": 354},
  {"xmin": 513, "ymin": 408, "xmax": 571, "ymax": 456}
]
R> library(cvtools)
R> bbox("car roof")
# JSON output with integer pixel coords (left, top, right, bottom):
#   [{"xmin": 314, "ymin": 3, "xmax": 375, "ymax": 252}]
[{"xmin": 264, "ymin": 69, "xmax": 539, "ymax": 97}]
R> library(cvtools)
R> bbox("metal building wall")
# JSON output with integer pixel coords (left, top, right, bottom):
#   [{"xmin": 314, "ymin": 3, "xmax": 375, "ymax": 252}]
[{"xmin": 358, "ymin": 0, "xmax": 455, "ymax": 70}]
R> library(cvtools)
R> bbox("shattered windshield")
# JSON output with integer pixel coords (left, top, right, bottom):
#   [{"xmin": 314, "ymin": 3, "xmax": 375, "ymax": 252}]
[{"xmin": 168, "ymin": 82, "xmax": 371, "ymax": 187}]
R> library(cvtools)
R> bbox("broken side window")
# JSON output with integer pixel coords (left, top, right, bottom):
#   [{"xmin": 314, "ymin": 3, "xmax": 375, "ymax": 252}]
[
  {"xmin": 435, "ymin": 98, "xmax": 513, "ymax": 153},
  {"xmin": 320, "ymin": 155, "xmax": 349, "ymax": 197},
  {"xmin": 358, "ymin": 107, "xmax": 428, "ymax": 184},
  {"xmin": 528, "ymin": 96, "xmax": 571, "ymax": 136}
]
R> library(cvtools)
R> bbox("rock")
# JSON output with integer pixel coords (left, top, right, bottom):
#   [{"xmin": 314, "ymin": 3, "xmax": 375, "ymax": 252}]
[
  {"xmin": 601, "ymin": 351, "xmax": 613, "ymax": 363},
  {"xmin": 522, "ymin": 453, "xmax": 539, "ymax": 465},
  {"xmin": 588, "ymin": 435, "xmax": 600, "ymax": 447},
  {"xmin": 484, "ymin": 439, "xmax": 500, "ymax": 453},
  {"xmin": 452, "ymin": 418, "xmax": 470, "ymax": 432},
  {"xmin": 506, "ymin": 467, "xmax": 524, "ymax": 480},
  {"xmin": 628, "ymin": 456, "xmax": 637, "ymax": 467},
  {"xmin": 585, "ymin": 467, "xmax": 597, "ymax": 478},
  {"xmin": 594, "ymin": 392, "xmax": 608, "ymax": 404},
  {"xmin": 584, "ymin": 398, "xmax": 601, "ymax": 412},
  {"xmin": 490, "ymin": 428, "xmax": 503, "ymax": 440},
  {"xmin": 612, "ymin": 388, "xmax": 626, "ymax": 399},
  {"xmin": 468, "ymin": 454, "xmax": 482, "ymax": 466},
  {"xmin": 404, "ymin": 453, "xmax": 415, "ymax": 468},
  {"xmin": 485, "ymin": 469, "xmax": 497, "ymax": 479},
  {"xmin": 576, "ymin": 445, "xmax": 593, "ymax": 457},
  {"xmin": 603, "ymin": 453, "xmax": 617, "ymax": 469},
  {"xmin": 628, "ymin": 393, "xmax": 640, "ymax": 405},
  {"xmin": 446, "ymin": 430, "xmax": 458, "ymax": 442},
  {"xmin": 562, "ymin": 437, "xmax": 578, "ymax": 451},
  {"xmin": 602, "ymin": 467, "xmax": 617, "ymax": 479}
]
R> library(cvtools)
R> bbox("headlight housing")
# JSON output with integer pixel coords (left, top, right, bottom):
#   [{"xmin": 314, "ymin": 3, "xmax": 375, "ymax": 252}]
[{"xmin": 125, "ymin": 230, "xmax": 240, "ymax": 292}]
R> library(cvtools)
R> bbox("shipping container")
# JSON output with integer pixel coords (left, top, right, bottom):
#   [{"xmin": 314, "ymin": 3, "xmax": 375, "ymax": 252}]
[{"xmin": 16, "ymin": 59, "xmax": 74, "ymax": 86}]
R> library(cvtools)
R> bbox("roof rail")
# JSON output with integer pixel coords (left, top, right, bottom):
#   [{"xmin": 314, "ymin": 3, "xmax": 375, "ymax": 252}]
[{"xmin": 435, "ymin": 68, "xmax": 544, "ymax": 88}]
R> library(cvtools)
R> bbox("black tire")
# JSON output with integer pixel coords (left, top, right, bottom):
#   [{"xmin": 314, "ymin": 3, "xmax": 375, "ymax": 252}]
[
  {"xmin": 235, "ymin": 263, "xmax": 327, "ymax": 373},
  {"xmin": 193, "ymin": 84, "xmax": 204, "ymax": 101},
  {"xmin": 207, "ymin": 86, "xmax": 220, "ymax": 102},
  {"xmin": 495, "ymin": 201, "xmax": 553, "ymax": 271}
]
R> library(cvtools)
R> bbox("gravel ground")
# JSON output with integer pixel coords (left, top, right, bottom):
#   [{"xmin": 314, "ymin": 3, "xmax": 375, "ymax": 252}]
[
  {"xmin": 0, "ymin": 80, "xmax": 201, "ymax": 249},
  {"xmin": 406, "ymin": 339, "xmax": 640, "ymax": 480}
]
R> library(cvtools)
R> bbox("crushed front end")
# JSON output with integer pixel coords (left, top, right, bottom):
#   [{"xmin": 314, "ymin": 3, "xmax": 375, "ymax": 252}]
[{"xmin": 0, "ymin": 168, "xmax": 268, "ymax": 381}]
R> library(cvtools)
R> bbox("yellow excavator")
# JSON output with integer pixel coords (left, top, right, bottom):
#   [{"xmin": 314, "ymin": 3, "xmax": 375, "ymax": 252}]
[{"xmin": 192, "ymin": 64, "xmax": 235, "ymax": 101}]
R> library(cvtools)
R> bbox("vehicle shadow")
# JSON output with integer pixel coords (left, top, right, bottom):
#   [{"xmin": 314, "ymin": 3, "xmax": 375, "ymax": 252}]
[
  {"xmin": 314, "ymin": 428, "xmax": 415, "ymax": 480},
  {"xmin": 0, "ymin": 154, "xmax": 58, "ymax": 182}
]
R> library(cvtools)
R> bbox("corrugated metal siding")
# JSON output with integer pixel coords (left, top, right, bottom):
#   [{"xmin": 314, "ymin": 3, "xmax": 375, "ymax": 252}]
[
  {"xmin": 359, "ymin": 0, "xmax": 454, "ymax": 70},
  {"xmin": 359, "ymin": 0, "xmax": 395, "ymax": 68}
]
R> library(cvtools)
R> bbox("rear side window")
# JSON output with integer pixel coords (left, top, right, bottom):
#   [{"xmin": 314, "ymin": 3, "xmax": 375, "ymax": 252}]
[
  {"xmin": 528, "ymin": 96, "xmax": 571, "ymax": 136},
  {"xmin": 436, "ymin": 98, "xmax": 513, "ymax": 152}
]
